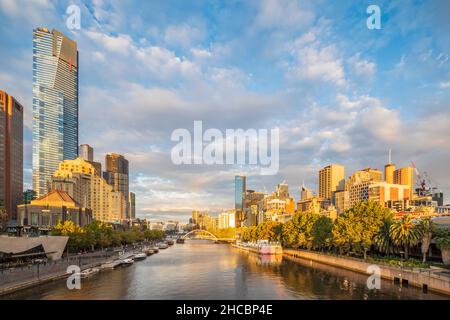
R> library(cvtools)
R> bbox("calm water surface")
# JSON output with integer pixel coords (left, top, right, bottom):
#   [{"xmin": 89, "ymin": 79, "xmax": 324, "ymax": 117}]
[{"xmin": 3, "ymin": 241, "xmax": 448, "ymax": 300}]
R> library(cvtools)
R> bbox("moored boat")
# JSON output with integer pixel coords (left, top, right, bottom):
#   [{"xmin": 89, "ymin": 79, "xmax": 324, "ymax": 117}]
[
  {"xmin": 176, "ymin": 238, "xmax": 185, "ymax": 244},
  {"xmin": 144, "ymin": 249, "xmax": 154, "ymax": 256},
  {"xmin": 156, "ymin": 242, "xmax": 169, "ymax": 249},
  {"xmin": 257, "ymin": 240, "xmax": 283, "ymax": 255},
  {"xmin": 165, "ymin": 239, "xmax": 174, "ymax": 246},
  {"xmin": 133, "ymin": 253, "xmax": 147, "ymax": 261},
  {"xmin": 122, "ymin": 258, "xmax": 134, "ymax": 266},
  {"xmin": 79, "ymin": 268, "xmax": 99, "ymax": 278},
  {"xmin": 150, "ymin": 247, "xmax": 159, "ymax": 253}
]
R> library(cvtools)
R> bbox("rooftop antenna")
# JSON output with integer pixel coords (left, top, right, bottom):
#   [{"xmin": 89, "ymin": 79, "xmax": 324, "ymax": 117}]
[{"xmin": 388, "ymin": 148, "xmax": 392, "ymax": 164}]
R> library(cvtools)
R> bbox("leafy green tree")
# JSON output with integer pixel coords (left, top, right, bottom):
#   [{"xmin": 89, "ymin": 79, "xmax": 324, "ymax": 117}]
[
  {"xmin": 389, "ymin": 215, "xmax": 422, "ymax": 260},
  {"xmin": 332, "ymin": 201, "xmax": 392, "ymax": 259},
  {"xmin": 417, "ymin": 217, "xmax": 436, "ymax": 263},
  {"xmin": 435, "ymin": 229, "xmax": 450, "ymax": 265},
  {"xmin": 0, "ymin": 205, "xmax": 8, "ymax": 232},
  {"xmin": 256, "ymin": 221, "xmax": 282, "ymax": 242},
  {"xmin": 282, "ymin": 211, "xmax": 318, "ymax": 249},
  {"xmin": 374, "ymin": 218, "xmax": 398, "ymax": 255},
  {"xmin": 312, "ymin": 216, "xmax": 333, "ymax": 251}
]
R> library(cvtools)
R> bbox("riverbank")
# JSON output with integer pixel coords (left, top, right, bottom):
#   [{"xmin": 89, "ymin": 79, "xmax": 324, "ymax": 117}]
[
  {"xmin": 0, "ymin": 251, "xmax": 130, "ymax": 296},
  {"xmin": 283, "ymin": 249, "xmax": 450, "ymax": 296}
]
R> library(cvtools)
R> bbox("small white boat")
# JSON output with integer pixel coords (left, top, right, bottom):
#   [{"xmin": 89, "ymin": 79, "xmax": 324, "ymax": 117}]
[
  {"xmin": 100, "ymin": 260, "xmax": 122, "ymax": 270},
  {"xmin": 122, "ymin": 258, "xmax": 134, "ymax": 266},
  {"xmin": 79, "ymin": 268, "xmax": 99, "ymax": 278},
  {"xmin": 257, "ymin": 240, "xmax": 283, "ymax": 255},
  {"xmin": 133, "ymin": 253, "xmax": 147, "ymax": 261},
  {"xmin": 151, "ymin": 247, "xmax": 159, "ymax": 253},
  {"xmin": 156, "ymin": 242, "xmax": 169, "ymax": 249},
  {"xmin": 144, "ymin": 249, "xmax": 154, "ymax": 256}
]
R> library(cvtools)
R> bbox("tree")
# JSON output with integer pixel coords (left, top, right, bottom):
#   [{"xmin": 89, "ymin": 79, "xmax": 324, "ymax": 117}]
[
  {"xmin": 332, "ymin": 201, "xmax": 392, "ymax": 259},
  {"xmin": 312, "ymin": 216, "xmax": 333, "ymax": 251},
  {"xmin": 0, "ymin": 205, "xmax": 8, "ymax": 233},
  {"xmin": 374, "ymin": 218, "xmax": 398, "ymax": 255},
  {"xmin": 435, "ymin": 229, "xmax": 450, "ymax": 265},
  {"xmin": 282, "ymin": 211, "xmax": 318, "ymax": 249},
  {"xmin": 389, "ymin": 215, "xmax": 422, "ymax": 260},
  {"xmin": 417, "ymin": 217, "xmax": 436, "ymax": 263},
  {"xmin": 256, "ymin": 221, "xmax": 282, "ymax": 242}
]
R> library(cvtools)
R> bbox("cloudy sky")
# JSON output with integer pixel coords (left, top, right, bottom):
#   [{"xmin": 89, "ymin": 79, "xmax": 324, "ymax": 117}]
[{"xmin": 0, "ymin": 0, "xmax": 449, "ymax": 222}]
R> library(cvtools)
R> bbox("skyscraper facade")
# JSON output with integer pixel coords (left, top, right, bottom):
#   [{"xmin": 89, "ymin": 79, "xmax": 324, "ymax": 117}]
[
  {"xmin": 32, "ymin": 28, "xmax": 79, "ymax": 197},
  {"xmin": 79, "ymin": 144, "xmax": 93, "ymax": 161},
  {"xmin": 318, "ymin": 164, "xmax": 345, "ymax": 200},
  {"xmin": 129, "ymin": 192, "xmax": 136, "ymax": 219},
  {"xmin": 234, "ymin": 175, "xmax": 246, "ymax": 227},
  {"xmin": 78, "ymin": 144, "xmax": 101, "ymax": 177},
  {"xmin": 0, "ymin": 90, "xmax": 23, "ymax": 220},
  {"xmin": 103, "ymin": 153, "xmax": 129, "ymax": 219}
]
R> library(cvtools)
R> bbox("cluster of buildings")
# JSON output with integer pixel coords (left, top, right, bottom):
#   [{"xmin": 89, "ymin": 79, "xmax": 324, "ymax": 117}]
[
  {"xmin": 225, "ymin": 153, "xmax": 447, "ymax": 228},
  {"xmin": 1, "ymin": 28, "xmax": 137, "ymax": 235}
]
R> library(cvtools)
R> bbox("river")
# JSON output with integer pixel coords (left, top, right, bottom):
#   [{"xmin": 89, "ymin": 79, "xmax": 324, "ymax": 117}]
[{"xmin": 2, "ymin": 241, "xmax": 448, "ymax": 300}]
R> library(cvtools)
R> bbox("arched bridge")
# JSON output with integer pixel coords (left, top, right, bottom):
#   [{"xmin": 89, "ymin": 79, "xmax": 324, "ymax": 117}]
[
  {"xmin": 182, "ymin": 229, "xmax": 218, "ymax": 241},
  {"xmin": 181, "ymin": 230, "xmax": 235, "ymax": 243}
]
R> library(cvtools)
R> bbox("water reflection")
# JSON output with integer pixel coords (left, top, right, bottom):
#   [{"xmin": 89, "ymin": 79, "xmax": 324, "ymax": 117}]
[{"xmin": 2, "ymin": 242, "xmax": 448, "ymax": 300}]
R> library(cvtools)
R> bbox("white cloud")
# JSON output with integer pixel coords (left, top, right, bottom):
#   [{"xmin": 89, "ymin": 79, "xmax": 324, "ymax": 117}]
[
  {"xmin": 347, "ymin": 53, "xmax": 377, "ymax": 79},
  {"xmin": 253, "ymin": 0, "xmax": 315, "ymax": 30},
  {"xmin": 438, "ymin": 81, "xmax": 450, "ymax": 88},
  {"xmin": 287, "ymin": 45, "xmax": 346, "ymax": 86},
  {"xmin": 164, "ymin": 24, "xmax": 205, "ymax": 48}
]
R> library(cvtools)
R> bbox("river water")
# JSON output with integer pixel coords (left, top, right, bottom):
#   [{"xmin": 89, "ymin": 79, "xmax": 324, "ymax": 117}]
[{"xmin": 2, "ymin": 241, "xmax": 448, "ymax": 300}]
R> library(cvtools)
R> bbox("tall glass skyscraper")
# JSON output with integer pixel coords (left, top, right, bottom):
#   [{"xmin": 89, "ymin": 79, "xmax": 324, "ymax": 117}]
[
  {"xmin": 32, "ymin": 28, "xmax": 78, "ymax": 197},
  {"xmin": 234, "ymin": 175, "xmax": 246, "ymax": 227}
]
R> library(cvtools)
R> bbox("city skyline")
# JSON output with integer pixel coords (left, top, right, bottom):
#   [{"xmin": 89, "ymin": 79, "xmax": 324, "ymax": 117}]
[{"xmin": 0, "ymin": 0, "xmax": 449, "ymax": 222}]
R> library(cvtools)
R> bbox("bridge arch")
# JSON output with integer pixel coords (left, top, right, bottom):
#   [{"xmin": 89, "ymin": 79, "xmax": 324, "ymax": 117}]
[{"xmin": 182, "ymin": 229, "xmax": 218, "ymax": 241}]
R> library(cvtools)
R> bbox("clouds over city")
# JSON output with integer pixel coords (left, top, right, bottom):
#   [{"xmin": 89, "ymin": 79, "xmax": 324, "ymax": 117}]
[{"xmin": 0, "ymin": 0, "xmax": 449, "ymax": 221}]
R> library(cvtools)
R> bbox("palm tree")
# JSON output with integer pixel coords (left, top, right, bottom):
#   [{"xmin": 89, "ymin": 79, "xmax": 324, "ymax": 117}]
[
  {"xmin": 389, "ymin": 215, "xmax": 422, "ymax": 260},
  {"xmin": 417, "ymin": 217, "xmax": 436, "ymax": 263},
  {"xmin": 374, "ymin": 218, "xmax": 398, "ymax": 255}
]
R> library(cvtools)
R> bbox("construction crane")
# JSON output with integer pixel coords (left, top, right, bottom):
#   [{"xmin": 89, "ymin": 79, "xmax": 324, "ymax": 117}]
[{"xmin": 410, "ymin": 161, "xmax": 428, "ymax": 196}]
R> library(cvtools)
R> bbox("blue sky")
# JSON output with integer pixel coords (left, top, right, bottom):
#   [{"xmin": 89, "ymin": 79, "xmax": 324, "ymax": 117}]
[{"xmin": 0, "ymin": 0, "xmax": 449, "ymax": 222}]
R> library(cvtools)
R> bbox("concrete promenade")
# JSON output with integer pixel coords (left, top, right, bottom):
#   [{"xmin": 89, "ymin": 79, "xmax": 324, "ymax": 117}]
[{"xmin": 284, "ymin": 249, "xmax": 450, "ymax": 296}]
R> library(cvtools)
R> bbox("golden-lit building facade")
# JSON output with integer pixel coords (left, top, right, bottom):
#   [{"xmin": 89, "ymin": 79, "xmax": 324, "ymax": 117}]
[
  {"xmin": 319, "ymin": 164, "xmax": 345, "ymax": 200},
  {"xmin": 394, "ymin": 167, "xmax": 414, "ymax": 199},
  {"xmin": 51, "ymin": 157, "xmax": 125, "ymax": 222},
  {"xmin": 0, "ymin": 90, "xmax": 23, "ymax": 221}
]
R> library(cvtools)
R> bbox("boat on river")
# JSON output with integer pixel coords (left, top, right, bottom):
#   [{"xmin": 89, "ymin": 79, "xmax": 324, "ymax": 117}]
[
  {"xmin": 156, "ymin": 242, "xmax": 169, "ymax": 249},
  {"xmin": 78, "ymin": 268, "xmax": 100, "ymax": 278},
  {"xmin": 257, "ymin": 240, "xmax": 283, "ymax": 255},
  {"xmin": 144, "ymin": 249, "xmax": 154, "ymax": 256},
  {"xmin": 122, "ymin": 258, "xmax": 134, "ymax": 266},
  {"xmin": 176, "ymin": 238, "xmax": 185, "ymax": 244},
  {"xmin": 133, "ymin": 253, "xmax": 147, "ymax": 261}
]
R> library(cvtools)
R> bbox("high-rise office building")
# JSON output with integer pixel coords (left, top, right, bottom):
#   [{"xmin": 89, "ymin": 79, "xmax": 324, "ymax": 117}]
[
  {"xmin": 51, "ymin": 157, "xmax": 126, "ymax": 222},
  {"xmin": 103, "ymin": 153, "xmax": 129, "ymax": 219},
  {"xmin": 0, "ymin": 91, "xmax": 23, "ymax": 220},
  {"xmin": 234, "ymin": 175, "xmax": 246, "ymax": 227},
  {"xmin": 300, "ymin": 182, "xmax": 314, "ymax": 201},
  {"xmin": 79, "ymin": 144, "xmax": 93, "ymax": 161},
  {"xmin": 394, "ymin": 167, "xmax": 414, "ymax": 199},
  {"xmin": 78, "ymin": 144, "xmax": 101, "ymax": 177},
  {"xmin": 318, "ymin": 164, "xmax": 345, "ymax": 200},
  {"xmin": 32, "ymin": 28, "xmax": 79, "ymax": 197},
  {"xmin": 129, "ymin": 192, "xmax": 136, "ymax": 219},
  {"xmin": 384, "ymin": 149, "xmax": 396, "ymax": 184}
]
